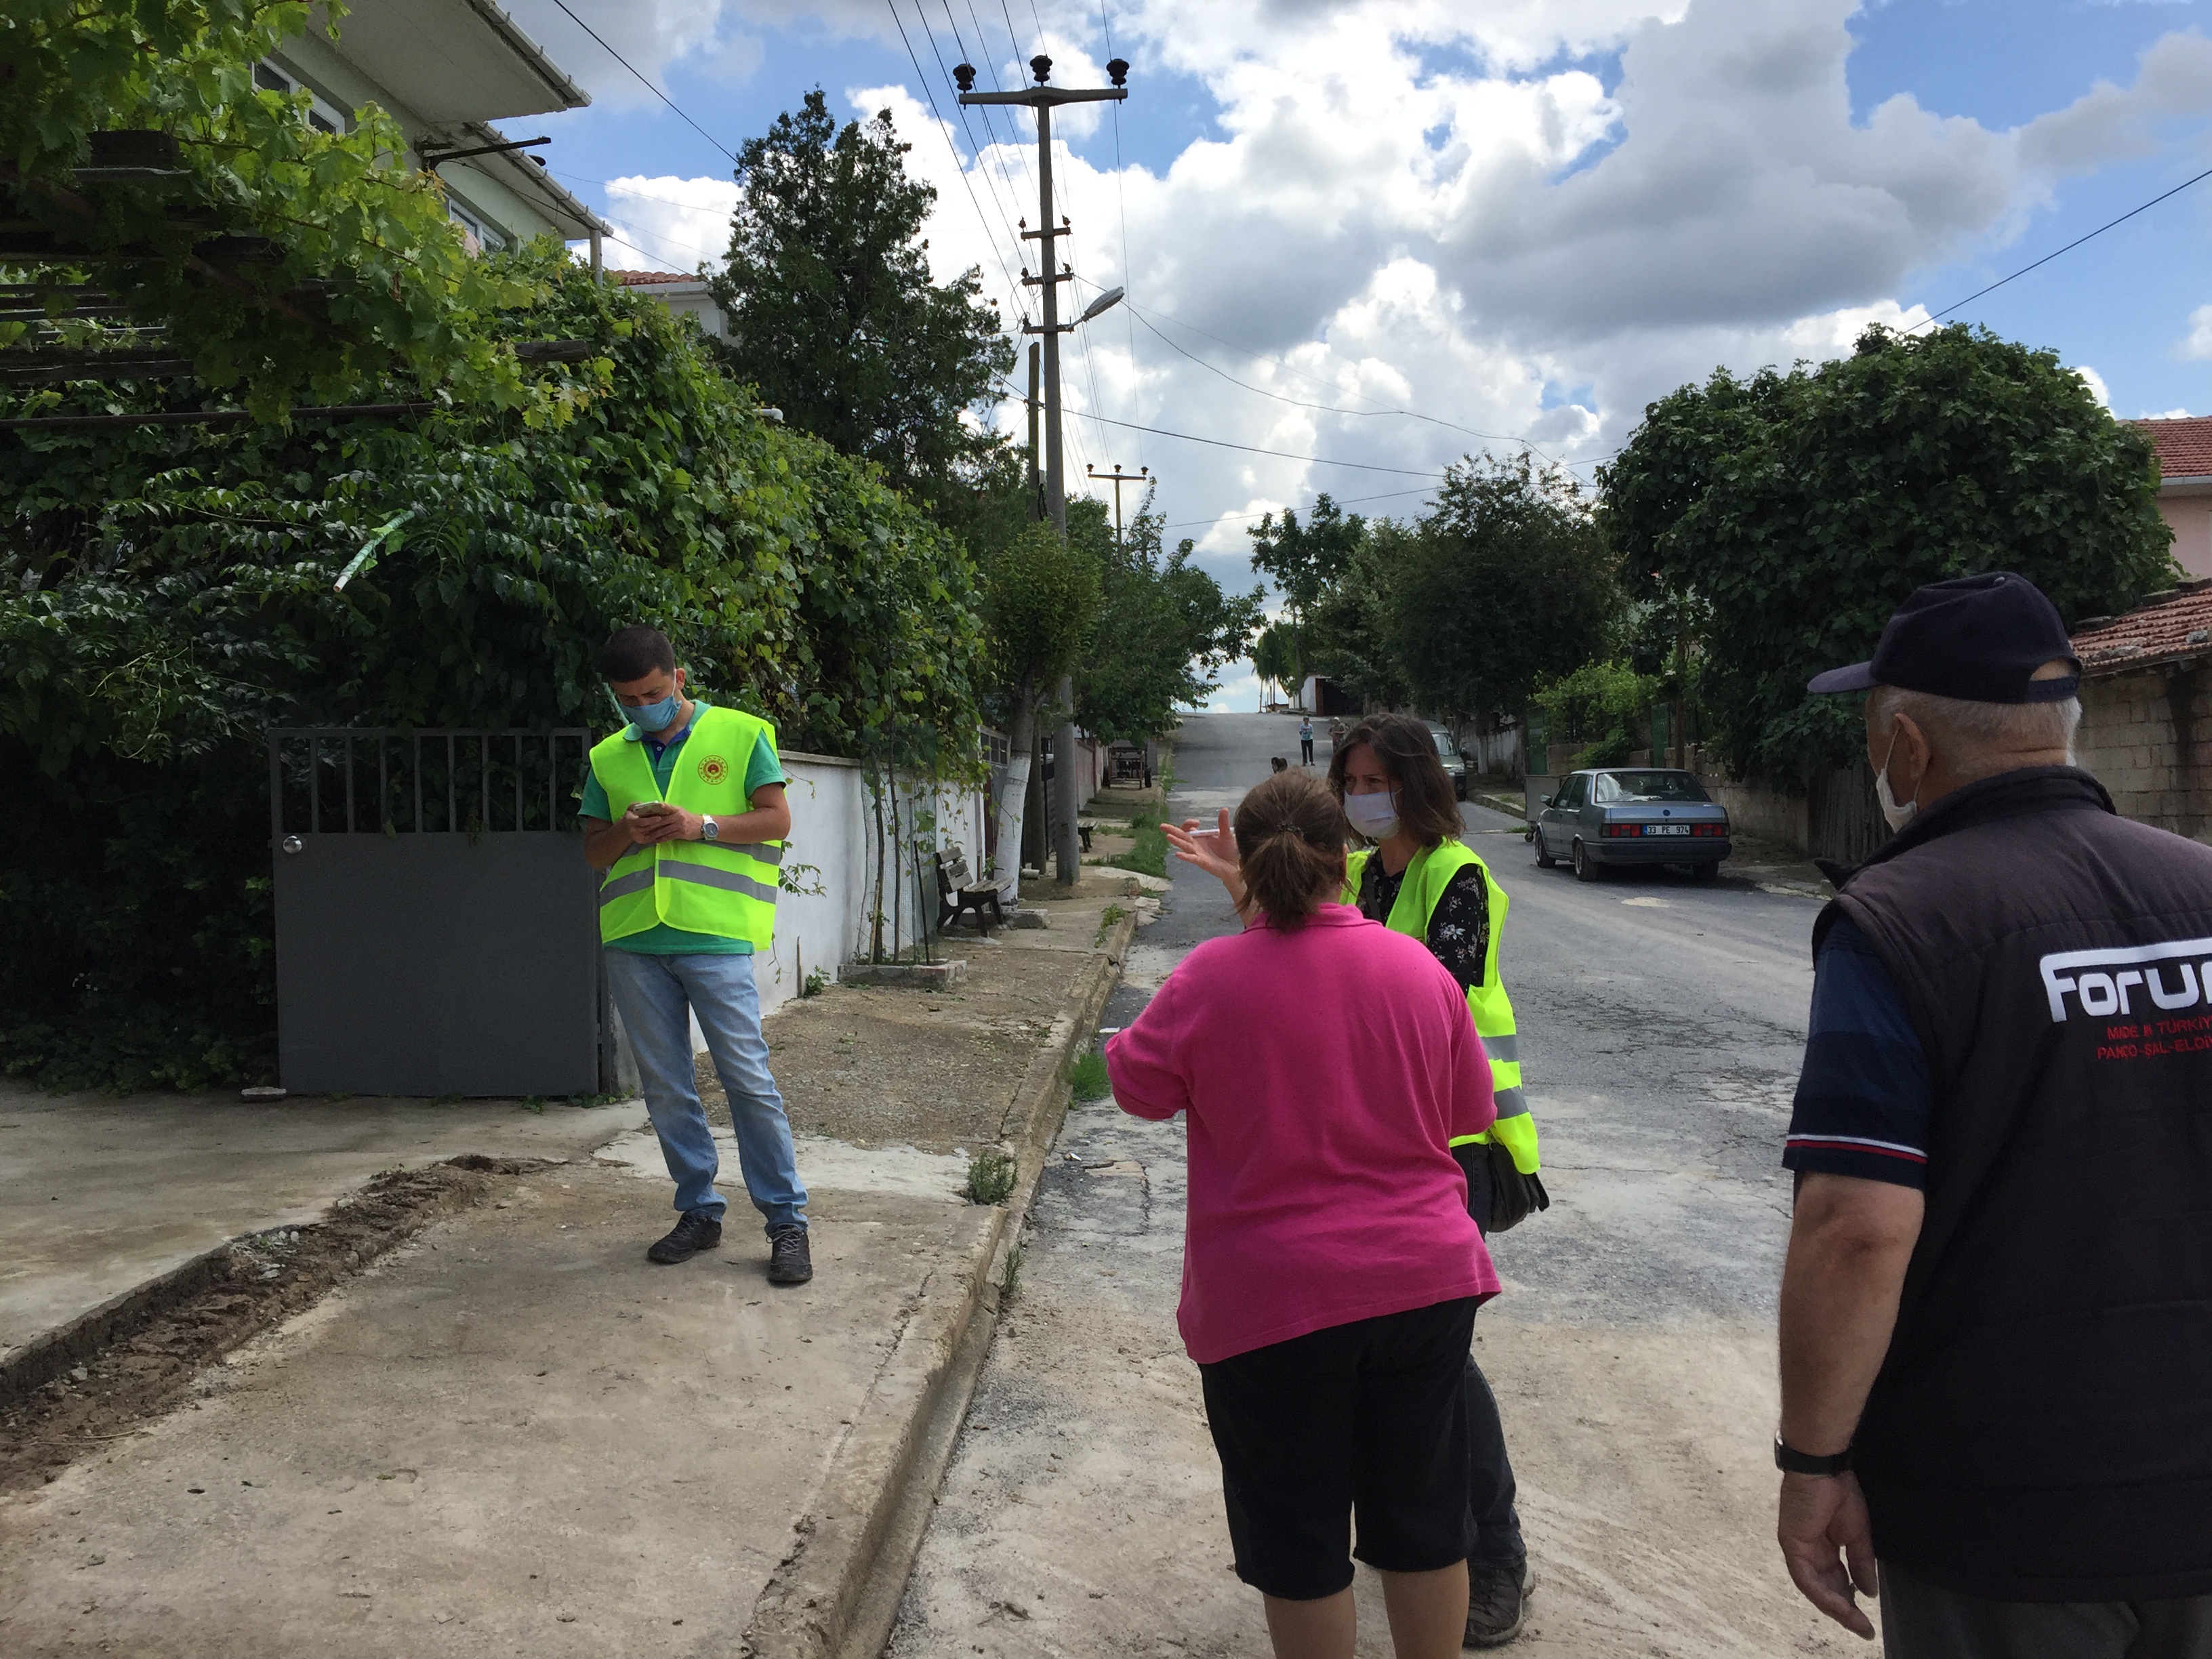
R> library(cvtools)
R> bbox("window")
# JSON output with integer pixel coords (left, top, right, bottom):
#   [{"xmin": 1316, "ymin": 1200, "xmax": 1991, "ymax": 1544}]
[
  {"xmin": 255, "ymin": 60, "xmax": 347, "ymax": 135},
  {"xmin": 1597, "ymin": 771, "xmax": 1711, "ymax": 804},
  {"xmin": 1560, "ymin": 775, "xmax": 1588, "ymax": 809}
]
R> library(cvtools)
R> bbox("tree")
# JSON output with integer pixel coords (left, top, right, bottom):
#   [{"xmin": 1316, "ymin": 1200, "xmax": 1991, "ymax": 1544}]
[
  {"xmin": 1248, "ymin": 493, "xmax": 1364, "ymax": 674},
  {"xmin": 1075, "ymin": 495, "xmax": 1263, "ymax": 742},
  {"xmin": 708, "ymin": 91, "xmax": 1015, "ymax": 514},
  {"xmin": 1385, "ymin": 453, "xmax": 1618, "ymax": 717},
  {"xmin": 1602, "ymin": 323, "xmax": 2175, "ymax": 787},
  {"xmin": 1301, "ymin": 519, "xmax": 1414, "ymax": 711},
  {"xmin": 977, "ymin": 520, "xmax": 1099, "ymax": 887},
  {"xmin": 2, "ymin": 247, "xmax": 989, "ymax": 1090},
  {"xmin": 3, "ymin": 0, "xmax": 538, "ymax": 418},
  {"xmin": 1250, "ymin": 623, "xmax": 1295, "ymax": 705}
]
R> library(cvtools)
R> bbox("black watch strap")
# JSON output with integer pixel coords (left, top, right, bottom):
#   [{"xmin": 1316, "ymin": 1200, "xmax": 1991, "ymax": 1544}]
[{"xmin": 1774, "ymin": 1435, "xmax": 1852, "ymax": 1476}]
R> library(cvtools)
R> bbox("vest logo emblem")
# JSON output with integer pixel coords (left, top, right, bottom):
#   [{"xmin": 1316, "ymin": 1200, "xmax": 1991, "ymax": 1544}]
[
  {"xmin": 696, "ymin": 754, "xmax": 731, "ymax": 787},
  {"xmin": 2039, "ymin": 935, "xmax": 2212, "ymax": 1020}
]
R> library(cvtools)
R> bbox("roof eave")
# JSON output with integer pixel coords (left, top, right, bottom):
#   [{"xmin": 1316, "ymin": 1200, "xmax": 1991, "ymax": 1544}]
[{"xmin": 465, "ymin": 0, "xmax": 591, "ymax": 111}]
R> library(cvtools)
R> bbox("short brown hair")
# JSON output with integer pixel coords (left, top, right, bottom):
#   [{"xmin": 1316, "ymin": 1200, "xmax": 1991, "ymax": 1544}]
[
  {"xmin": 1325, "ymin": 712, "xmax": 1462, "ymax": 850},
  {"xmin": 1234, "ymin": 770, "xmax": 1349, "ymax": 927}
]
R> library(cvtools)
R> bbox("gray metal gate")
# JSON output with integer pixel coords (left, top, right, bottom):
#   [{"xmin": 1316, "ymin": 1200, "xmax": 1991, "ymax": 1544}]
[{"xmin": 268, "ymin": 728, "xmax": 606, "ymax": 1097}]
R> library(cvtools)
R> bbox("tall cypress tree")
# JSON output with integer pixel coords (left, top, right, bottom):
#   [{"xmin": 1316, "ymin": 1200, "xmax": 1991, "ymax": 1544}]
[{"xmin": 708, "ymin": 91, "xmax": 1014, "ymax": 514}]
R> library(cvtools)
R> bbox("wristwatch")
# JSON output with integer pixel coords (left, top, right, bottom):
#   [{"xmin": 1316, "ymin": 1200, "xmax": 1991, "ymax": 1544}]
[
  {"xmin": 1774, "ymin": 1435, "xmax": 1852, "ymax": 1477},
  {"xmin": 700, "ymin": 817, "xmax": 720, "ymax": 843}
]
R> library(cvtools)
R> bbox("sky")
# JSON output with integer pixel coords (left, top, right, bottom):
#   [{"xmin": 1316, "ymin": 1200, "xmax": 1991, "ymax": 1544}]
[{"xmin": 492, "ymin": 0, "xmax": 2212, "ymax": 711}]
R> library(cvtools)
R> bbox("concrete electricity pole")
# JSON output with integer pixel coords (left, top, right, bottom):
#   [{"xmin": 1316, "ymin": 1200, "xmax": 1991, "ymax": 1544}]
[
  {"xmin": 1086, "ymin": 462, "xmax": 1149, "ymax": 547},
  {"xmin": 958, "ymin": 52, "xmax": 1128, "ymax": 888}
]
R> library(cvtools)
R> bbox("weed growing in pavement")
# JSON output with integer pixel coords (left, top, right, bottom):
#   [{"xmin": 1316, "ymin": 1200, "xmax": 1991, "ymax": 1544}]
[
  {"xmin": 1070, "ymin": 1050, "xmax": 1111, "ymax": 1101},
  {"xmin": 965, "ymin": 1149, "xmax": 1018, "ymax": 1206},
  {"xmin": 521, "ymin": 1096, "xmax": 546, "ymax": 1115},
  {"xmin": 1095, "ymin": 903, "xmax": 1129, "ymax": 945},
  {"xmin": 1000, "ymin": 1242, "xmax": 1025, "ymax": 1298},
  {"xmin": 1105, "ymin": 810, "xmax": 1168, "ymax": 879}
]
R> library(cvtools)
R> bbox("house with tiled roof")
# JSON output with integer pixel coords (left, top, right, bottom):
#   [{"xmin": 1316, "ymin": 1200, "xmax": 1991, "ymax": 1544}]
[
  {"xmin": 2071, "ymin": 579, "xmax": 2212, "ymax": 839},
  {"xmin": 611, "ymin": 270, "xmax": 728, "ymax": 340},
  {"xmin": 2134, "ymin": 417, "xmax": 2212, "ymax": 579}
]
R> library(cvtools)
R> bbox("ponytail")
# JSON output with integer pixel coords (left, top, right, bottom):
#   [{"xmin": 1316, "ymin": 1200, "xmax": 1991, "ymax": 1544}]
[{"xmin": 1234, "ymin": 770, "xmax": 1348, "ymax": 926}]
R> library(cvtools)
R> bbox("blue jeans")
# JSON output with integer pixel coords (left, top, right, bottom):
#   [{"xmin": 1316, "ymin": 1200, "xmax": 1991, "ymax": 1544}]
[{"xmin": 603, "ymin": 950, "xmax": 807, "ymax": 1235}]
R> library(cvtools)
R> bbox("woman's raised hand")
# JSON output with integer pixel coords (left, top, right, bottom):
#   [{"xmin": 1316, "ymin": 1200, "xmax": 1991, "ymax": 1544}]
[{"xmin": 1164, "ymin": 808, "xmax": 1248, "ymax": 908}]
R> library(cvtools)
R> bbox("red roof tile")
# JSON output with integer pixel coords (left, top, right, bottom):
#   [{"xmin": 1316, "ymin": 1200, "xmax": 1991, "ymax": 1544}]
[
  {"xmin": 2135, "ymin": 416, "xmax": 2212, "ymax": 482},
  {"xmin": 2071, "ymin": 581, "xmax": 2212, "ymax": 678},
  {"xmin": 608, "ymin": 269, "xmax": 699, "ymax": 286}
]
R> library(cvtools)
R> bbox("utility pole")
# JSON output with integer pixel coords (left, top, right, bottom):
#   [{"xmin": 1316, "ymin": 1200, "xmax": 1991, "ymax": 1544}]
[
  {"xmin": 959, "ymin": 53, "xmax": 1128, "ymax": 889},
  {"xmin": 1086, "ymin": 462, "xmax": 1149, "ymax": 548},
  {"xmin": 1025, "ymin": 342, "xmax": 1042, "ymax": 519}
]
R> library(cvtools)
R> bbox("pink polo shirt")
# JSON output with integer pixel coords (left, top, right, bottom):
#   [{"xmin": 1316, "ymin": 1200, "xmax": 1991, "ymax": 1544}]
[{"xmin": 1105, "ymin": 904, "xmax": 1499, "ymax": 1364}]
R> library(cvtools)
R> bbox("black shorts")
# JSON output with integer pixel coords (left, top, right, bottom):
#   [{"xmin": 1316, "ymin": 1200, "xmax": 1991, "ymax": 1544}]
[{"xmin": 1198, "ymin": 1296, "xmax": 1479, "ymax": 1600}]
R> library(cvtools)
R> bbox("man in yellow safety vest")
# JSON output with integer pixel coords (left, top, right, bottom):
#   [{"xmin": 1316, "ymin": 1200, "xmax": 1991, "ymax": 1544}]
[{"xmin": 581, "ymin": 626, "xmax": 811, "ymax": 1285}]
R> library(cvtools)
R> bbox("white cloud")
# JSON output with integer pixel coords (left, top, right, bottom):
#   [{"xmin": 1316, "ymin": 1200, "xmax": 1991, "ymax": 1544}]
[
  {"xmin": 565, "ymin": 1, "xmax": 2212, "ymax": 603},
  {"xmin": 2074, "ymin": 364, "xmax": 2113, "ymax": 407},
  {"xmin": 602, "ymin": 174, "xmax": 739, "ymax": 273},
  {"xmin": 2182, "ymin": 303, "xmax": 2212, "ymax": 360}
]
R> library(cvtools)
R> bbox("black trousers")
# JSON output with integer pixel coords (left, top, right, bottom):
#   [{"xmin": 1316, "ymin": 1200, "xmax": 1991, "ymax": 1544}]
[
  {"xmin": 1462, "ymin": 1148, "xmax": 1527, "ymax": 1566},
  {"xmin": 1300, "ymin": 737, "xmax": 1315, "ymax": 763}
]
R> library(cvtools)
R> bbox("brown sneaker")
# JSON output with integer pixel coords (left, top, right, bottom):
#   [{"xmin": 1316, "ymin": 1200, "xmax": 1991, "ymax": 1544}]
[
  {"xmin": 1464, "ymin": 1557, "xmax": 1529, "ymax": 1648},
  {"xmin": 646, "ymin": 1210, "xmax": 723, "ymax": 1265}
]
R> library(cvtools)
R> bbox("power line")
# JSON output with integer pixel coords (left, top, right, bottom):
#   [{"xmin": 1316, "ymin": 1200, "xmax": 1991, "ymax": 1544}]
[
  {"xmin": 884, "ymin": 0, "xmax": 1027, "ymax": 311},
  {"xmin": 907, "ymin": 0, "xmax": 1027, "ymax": 269},
  {"xmin": 1911, "ymin": 161, "xmax": 2212, "ymax": 333},
  {"xmin": 993, "ymin": 380, "xmax": 1450, "ymax": 476},
  {"xmin": 1162, "ymin": 484, "xmax": 1441, "ymax": 532},
  {"xmin": 542, "ymin": 0, "xmax": 739, "ymax": 164}
]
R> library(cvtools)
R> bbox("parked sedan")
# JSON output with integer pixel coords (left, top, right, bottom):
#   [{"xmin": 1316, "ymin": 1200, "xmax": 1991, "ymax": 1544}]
[
  {"xmin": 1426, "ymin": 722, "xmax": 1469, "ymax": 800},
  {"xmin": 1532, "ymin": 767, "xmax": 1731, "ymax": 882}
]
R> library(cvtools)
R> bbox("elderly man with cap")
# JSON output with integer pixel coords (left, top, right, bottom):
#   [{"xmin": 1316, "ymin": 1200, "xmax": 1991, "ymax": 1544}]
[{"xmin": 1774, "ymin": 572, "xmax": 2212, "ymax": 1656}]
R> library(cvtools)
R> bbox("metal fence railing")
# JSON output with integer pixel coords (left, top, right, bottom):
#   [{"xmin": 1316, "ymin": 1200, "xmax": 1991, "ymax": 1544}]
[{"xmin": 266, "ymin": 728, "xmax": 592, "ymax": 840}]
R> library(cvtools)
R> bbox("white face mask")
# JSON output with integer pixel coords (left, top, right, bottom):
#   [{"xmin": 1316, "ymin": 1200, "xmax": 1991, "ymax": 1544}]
[
  {"xmin": 1343, "ymin": 788, "xmax": 1401, "ymax": 840},
  {"xmin": 1875, "ymin": 729, "xmax": 1918, "ymax": 832}
]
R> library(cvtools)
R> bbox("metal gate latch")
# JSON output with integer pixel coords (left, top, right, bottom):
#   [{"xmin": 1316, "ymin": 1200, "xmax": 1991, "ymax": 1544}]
[{"xmin": 281, "ymin": 835, "xmax": 304, "ymax": 855}]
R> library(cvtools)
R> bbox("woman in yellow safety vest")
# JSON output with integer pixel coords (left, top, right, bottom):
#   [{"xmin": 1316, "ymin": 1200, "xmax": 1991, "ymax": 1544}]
[{"xmin": 1164, "ymin": 710, "xmax": 1544, "ymax": 1647}]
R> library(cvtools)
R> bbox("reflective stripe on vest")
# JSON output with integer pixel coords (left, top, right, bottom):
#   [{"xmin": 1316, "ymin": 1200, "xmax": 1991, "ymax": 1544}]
[
  {"xmin": 1344, "ymin": 840, "xmax": 1540, "ymax": 1174},
  {"xmin": 588, "ymin": 705, "xmax": 783, "ymax": 949}
]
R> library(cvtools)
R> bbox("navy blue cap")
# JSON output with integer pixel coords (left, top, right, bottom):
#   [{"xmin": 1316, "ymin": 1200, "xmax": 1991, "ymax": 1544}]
[{"xmin": 1807, "ymin": 571, "xmax": 2082, "ymax": 702}]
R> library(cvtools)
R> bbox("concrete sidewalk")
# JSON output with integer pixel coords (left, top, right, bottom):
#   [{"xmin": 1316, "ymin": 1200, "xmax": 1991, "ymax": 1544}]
[
  {"xmin": 1, "ymin": 885, "xmax": 1140, "ymax": 1658},
  {"xmin": 0, "ymin": 1088, "xmax": 647, "ymax": 1365}
]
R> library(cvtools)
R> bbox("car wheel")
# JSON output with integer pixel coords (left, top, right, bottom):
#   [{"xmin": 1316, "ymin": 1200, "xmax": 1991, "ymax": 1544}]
[
  {"xmin": 1572, "ymin": 839, "xmax": 1601, "ymax": 882},
  {"xmin": 1534, "ymin": 827, "xmax": 1557, "ymax": 869}
]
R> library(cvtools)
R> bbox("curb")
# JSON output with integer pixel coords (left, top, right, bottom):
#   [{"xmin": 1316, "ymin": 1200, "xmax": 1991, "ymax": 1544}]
[{"xmin": 741, "ymin": 909, "xmax": 1139, "ymax": 1659}]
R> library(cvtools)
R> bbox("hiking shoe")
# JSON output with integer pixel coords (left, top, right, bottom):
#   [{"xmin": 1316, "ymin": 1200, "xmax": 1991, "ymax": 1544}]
[
  {"xmin": 1464, "ymin": 1557, "xmax": 1528, "ymax": 1648},
  {"xmin": 647, "ymin": 1210, "xmax": 723, "ymax": 1265},
  {"xmin": 766, "ymin": 1225, "xmax": 813, "ymax": 1286}
]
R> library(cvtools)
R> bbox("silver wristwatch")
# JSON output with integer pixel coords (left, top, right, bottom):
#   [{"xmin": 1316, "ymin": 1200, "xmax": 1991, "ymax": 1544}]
[{"xmin": 700, "ymin": 817, "xmax": 720, "ymax": 842}]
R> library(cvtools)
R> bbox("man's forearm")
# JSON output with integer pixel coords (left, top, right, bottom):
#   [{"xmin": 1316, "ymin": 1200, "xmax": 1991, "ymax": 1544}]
[
  {"xmin": 1778, "ymin": 1174, "xmax": 1925, "ymax": 1453},
  {"xmin": 583, "ymin": 818, "xmax": 635, "ymax": 871}
]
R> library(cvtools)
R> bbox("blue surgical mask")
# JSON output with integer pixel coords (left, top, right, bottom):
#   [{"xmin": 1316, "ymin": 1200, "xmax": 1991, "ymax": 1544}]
[
  {"xmin": 628, "ymin": 691, "xmax": 682, "ymax": 734},
  {"xmin": 1343, "ymin": 788, "xmax": 1400, "ymax": 840}
]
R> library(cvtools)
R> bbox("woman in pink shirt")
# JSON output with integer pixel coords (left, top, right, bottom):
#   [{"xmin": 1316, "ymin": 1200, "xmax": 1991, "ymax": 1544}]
[{"xmin": 1106, "ymin": 769, "xmax": 1498, "ymax": 1659}]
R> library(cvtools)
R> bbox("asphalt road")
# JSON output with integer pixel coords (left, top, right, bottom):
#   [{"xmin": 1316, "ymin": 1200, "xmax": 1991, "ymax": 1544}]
[{"xmin": 888, "ymin": 714, "xmax": 1847, "ymax": 1659}]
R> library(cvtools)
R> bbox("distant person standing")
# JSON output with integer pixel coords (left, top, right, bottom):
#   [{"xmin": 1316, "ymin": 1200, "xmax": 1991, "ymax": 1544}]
[
  {"xmin": 1777, "ymin": 573, "xmax": 2212, "ymax": 1652},
  {"xmin": 1298, "ymin": 714, "xmax": 1315, "ymax": 766},
  {"xmin": 1109, "ymin": 769, "xmax": 1498, "ymax": 1659},
  {"xmin": 580, "ymin": 626, "xmax": 812, "ymax": 1286}
]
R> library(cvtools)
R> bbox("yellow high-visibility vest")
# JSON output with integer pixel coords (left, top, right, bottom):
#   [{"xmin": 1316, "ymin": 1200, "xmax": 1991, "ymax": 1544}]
[
  {"xmin": 1344, "ymin": 840, "xmax": 1539, "ymax": 1173},
  {"xmin": 588, "ymin": 705, "xmax": 783, "ymax": 949}
]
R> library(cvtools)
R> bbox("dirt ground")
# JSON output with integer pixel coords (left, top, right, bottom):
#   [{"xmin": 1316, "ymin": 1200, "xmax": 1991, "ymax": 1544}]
[
  {"xmin": 1, "ymin": 1159, "xmax": 537, "ymax": 1497},
  {"xmin": 702, "ymin": 878, "xmax": 1154, "ymax": 1155}
]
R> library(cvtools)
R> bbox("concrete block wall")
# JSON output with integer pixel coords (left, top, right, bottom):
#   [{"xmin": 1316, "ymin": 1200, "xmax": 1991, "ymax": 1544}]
[{"xmin": 2074, "ymin": 667, "xmax": 2212, "ymax": 843}]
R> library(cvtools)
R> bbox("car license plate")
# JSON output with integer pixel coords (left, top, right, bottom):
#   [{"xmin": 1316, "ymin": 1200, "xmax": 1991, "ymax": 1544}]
[{"xmin": 1645, "ymin": 824, "xmax": 1691, "ymax": 836}]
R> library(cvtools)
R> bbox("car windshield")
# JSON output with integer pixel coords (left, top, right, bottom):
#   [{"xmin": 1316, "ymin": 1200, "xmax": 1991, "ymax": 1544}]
[
  {"xmin": 1431, "ymin": 732, "xmax": 1458, "ymax": 757},
  {"xmin": 1593, "ymin": 770, "xmax": 1709, "ymax": 804}
]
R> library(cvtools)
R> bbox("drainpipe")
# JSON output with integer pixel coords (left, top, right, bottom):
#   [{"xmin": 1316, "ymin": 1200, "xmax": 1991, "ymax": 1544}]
[{"xmin": 588, "ymin": 227, "xmax": 603, "ymax": 276}]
